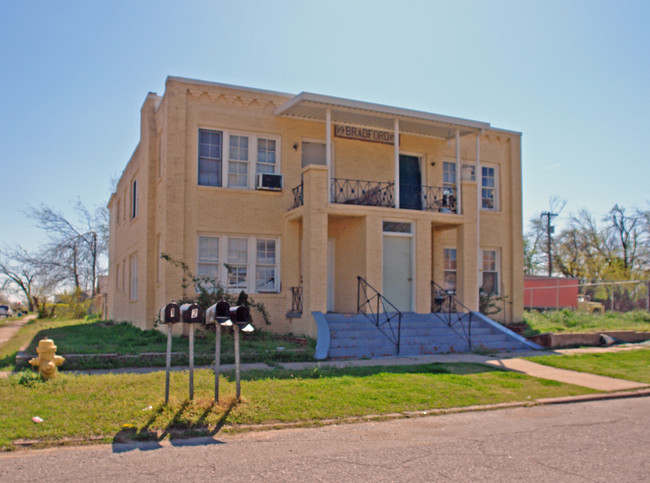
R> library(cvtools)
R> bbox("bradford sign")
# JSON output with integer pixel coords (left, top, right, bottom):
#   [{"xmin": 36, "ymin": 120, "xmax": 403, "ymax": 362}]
[{"xmin": 334, "ymin": 125, "xmax": 395, "ymax": 145}]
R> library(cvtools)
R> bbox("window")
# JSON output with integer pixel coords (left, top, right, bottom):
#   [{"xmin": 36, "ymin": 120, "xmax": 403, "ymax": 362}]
[
  {"xmin": 199, "ymin": 130, "xmax": 280, "ymax": 188},
  {"xmin": 158, "ymin": 135, "xmax": 164, "ymax": 178},
  {"xmin": 131, "ymin": 179, "xmax": 138, "ymax": 219},
  {"xmin": 481, "ymin": 166, "xmax": 497, "ymax": 210},
  {"xmin": 228, "ymin": 135, "xmax": 249, "ymax": 188},
  {"xmin": 198, "ymin": 129, "xmax": 223, "ymax": 187},
  {"xmin": 256, "ymin": 138, "xmax": 277, "ymax": 175},
  {"xmin": 129, "ymin": 254, "xmax": 138, "ymax": 300},
  {"xmin": 116, "ymin": 199, "xmax": 121, "ymax": 224},
  {"xmin": 256, "ymin": 239, "xmax": 277, "ymax": 292},
  {"xmin": 196, "ymin": 235, "xmax": 279, "ymax": 293},
  {"xmin": 122, "ymin": 260, "xmax": 126, "ymax": 293},
  {"xmin": 382, "ymin": 221, "xmax": 412, "ymax": 233},
  {"xmin": 115, "ymin": 263, "xmax": 120, "ymax": 290},
  {"xmin": 443, "ymin": 248, "xmax": 457, "ymax": 293},
  {"xmin": 228, "ymin": 238, "xmax": 248, "ymax": 290},
  {"xmin": 197, "ymin": 236, "xmax": 220, "ymax": 279},
  {"xmin": 156, "ymin": 234, "xmax": 161, "ymax": 284},
  {"xmin": 481, "ymin": 249, "xmax": 499, "ymax": 294},
  {"xmin": 443, "ymin": 161, "xmax": 456, "ymax": 190}
]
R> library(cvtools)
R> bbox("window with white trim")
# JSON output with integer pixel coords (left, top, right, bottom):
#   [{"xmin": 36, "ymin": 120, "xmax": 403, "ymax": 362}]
[
  {"xmin": 443, "ymin": 248, "xmax": 457, "ymax": 293},
  {"xmin": 129, "ymin": 254, "xmax": 138, "ymax": 300},
  {"xmin": 198, "ymin": 129, "xmax": 280, "ymax": 189},
  {"xmin": 197, "ymin": 236, "xmax": 220, "ymax": 280},
  {"xmin": 198, "ymin": 129, "xmax": 223, "ymax": 187},
  {"xmin": 443, "ymin": 161, "xmax": 456, "ymax": 191},
  {"xmin": 481, "ymin": 249, "xmax": 499, "ymax": 294},
  {"xmin": 256, "ymin": 239, "xmax": 277, "ymax": 292},
  {"xmin": 196, "ymin": 235, "xmax": 280, "ymax": 293},
  {"xmin": 481, "ymin": 166, "xmax": 498, "ymax": 210},
  {"xmin": 227, "ymin": 238, "xmax": 248, "ymax": 290},
  {"xmin": 256, "ymin": 138, "xmax": 277, "ymax": 175}
]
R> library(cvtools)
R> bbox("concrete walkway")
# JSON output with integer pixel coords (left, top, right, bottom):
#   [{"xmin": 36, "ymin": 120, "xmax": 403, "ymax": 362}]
[{"xmin": 0, "ymin": 314, "xmax": 35, "ymax": 347}]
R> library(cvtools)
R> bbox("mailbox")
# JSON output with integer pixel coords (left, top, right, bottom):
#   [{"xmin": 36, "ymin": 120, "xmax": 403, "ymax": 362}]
[
  {"xmin": 180, "ymin": 303, "xmax": 205, "ymax": 324},
  {"xmin": 159, "ymin": 302, "xmax": 181, "ymax": 324},
  {"xmin": 206, "ymin": 301, "xmax": 232, "ymax": 326},
  {"xmin": 229, "ymin": 305, "xmax": 255, "ymax": 333}
]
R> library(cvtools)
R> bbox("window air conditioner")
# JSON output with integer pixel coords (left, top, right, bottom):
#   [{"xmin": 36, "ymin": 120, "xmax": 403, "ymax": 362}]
[{"xmin": 256, "ymin": 173, "xmax": 283, "ymax": 191}]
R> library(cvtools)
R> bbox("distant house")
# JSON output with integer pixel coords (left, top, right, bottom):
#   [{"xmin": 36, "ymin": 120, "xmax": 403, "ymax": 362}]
[{"xmin": 107, "ymin": 77, "xmax": 524, "ymax": 338}]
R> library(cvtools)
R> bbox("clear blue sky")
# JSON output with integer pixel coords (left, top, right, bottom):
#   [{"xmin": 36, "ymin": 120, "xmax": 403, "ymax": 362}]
[{"xmin": 1, "ymin": 0, "xmax": 648, "ymax": 252}]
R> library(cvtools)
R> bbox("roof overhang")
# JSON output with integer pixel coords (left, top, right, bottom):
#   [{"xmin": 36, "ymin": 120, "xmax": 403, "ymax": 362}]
[{"xmin": 274, "ymin": 92, "xmax": 490, "ymax": 139}]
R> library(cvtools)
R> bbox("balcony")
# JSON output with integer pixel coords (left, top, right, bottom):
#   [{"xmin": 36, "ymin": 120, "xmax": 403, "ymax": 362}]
[{"xmin": 290, "ymin": 178, "xmax": 456, "ymax": 213}]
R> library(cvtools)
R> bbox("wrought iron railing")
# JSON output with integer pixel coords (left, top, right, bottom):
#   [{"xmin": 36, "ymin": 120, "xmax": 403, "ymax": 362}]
[
  {"xmin": 431, "ymin": 280, "xmax": 475, "ymax": 350},
  {"xmin": 331, "ymin": 178, "xmax": 395, "ymax": 208},
  {"xmin": 290, "ymin": 286, "xmax": 303, "ymax": 314},
  {"xmin": 420, "ymin": 186, "xmax": 457, "ymax": 213},
  {"xmin": 357, "ymin": 276, "xmax": 402, "ymax": 354},
  {"xmin": 291, "ymin": 183, "xmax": 303, "ymax": 209},
  {"xmin": 291, "ymin": 179, "xmax": 457, "ymax": 213}
]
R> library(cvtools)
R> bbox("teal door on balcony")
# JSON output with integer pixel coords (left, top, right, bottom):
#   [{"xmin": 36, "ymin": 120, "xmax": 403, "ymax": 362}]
[{"xmin": 399, "ymin": 155, "xmax": 422, "ymax": 210}]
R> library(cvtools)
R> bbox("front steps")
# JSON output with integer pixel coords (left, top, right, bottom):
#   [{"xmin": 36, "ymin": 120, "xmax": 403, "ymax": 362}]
[{"xmin": 314, "ymin": 312, "xmax": 540, "ymax": 360}]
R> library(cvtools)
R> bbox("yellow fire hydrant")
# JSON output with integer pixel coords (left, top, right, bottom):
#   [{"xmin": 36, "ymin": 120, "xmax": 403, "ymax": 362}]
[{"xmin": 29, "ymin": 338, "xmax": 65, "ymax": 380}]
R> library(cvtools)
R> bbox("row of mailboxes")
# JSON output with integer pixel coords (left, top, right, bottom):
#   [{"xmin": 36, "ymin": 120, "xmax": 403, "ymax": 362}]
[{"xmin": 159, "ymin": 301, "xmax": 253, "ymax": 330}]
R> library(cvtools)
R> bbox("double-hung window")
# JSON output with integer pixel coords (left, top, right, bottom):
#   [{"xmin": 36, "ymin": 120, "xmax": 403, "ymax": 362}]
[
  {"xmin": 256, "ymin": 138, "xmax": 277, "ymax": 175},
  {"xmin": 256, "ymin": 239, "xmax": 277, "ymax": 292},
  {"xmin": 197, "ymin": 236, "xmax": 220, "ymax": 280},
  {"xmin": 196, "ymin": 235, "xmax": 279, "ymax": 293},
  {"xmin": 443, "ymin": 248, "xmax": 457, "ymax": 293},
  {"xmin": 481, "ymin": 249, "xmax": 499, "ymax": 294},
  {"xmin": 227, "ymin": 238, "xmax": 249, "ymax": 290},
  {"xmin": 228, "ymin": 135, "xmax": 249, "ymax": 188},
  {"xmin": 198, "ymin": 129, "xmax": 223, "ymax": 187},
  {"xmin": 198, "ymin": 130, "xmax": 279, "ymax": 189},
  {"xmin": 129, "ymin": 254, "xmax": 138, "ymax": 300},
  {"xmin": 481, "ymin": 166, "xmax": 497, "ymax": 210},
  {"xmin": 443, "ymin": 161, "xmax": 456, "ymax": 191}
]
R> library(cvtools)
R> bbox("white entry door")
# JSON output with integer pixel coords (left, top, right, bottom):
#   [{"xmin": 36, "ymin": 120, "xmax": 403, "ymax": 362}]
[{"xmin": 382, "ymin": 235, "xmax": 413, "ymax": 312}]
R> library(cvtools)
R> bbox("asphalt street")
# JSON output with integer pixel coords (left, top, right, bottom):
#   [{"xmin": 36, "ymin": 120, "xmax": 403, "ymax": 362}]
[{"xmin": 1, "ymin": 396, "xmax": 648, "ymax": 482}]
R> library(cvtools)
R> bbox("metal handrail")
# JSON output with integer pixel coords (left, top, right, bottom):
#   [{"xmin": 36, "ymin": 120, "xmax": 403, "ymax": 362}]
[
  {"xmin": 331, "ymin": 178, "xmax": 395, "ymax": 207},
  {"xmin": 291, "ymin": 183, "xmax": 303, "ymax": 209},
  {"xmin": 430, "ymin": 280, "xmax": 474, "ymax": 350},
  {"xmin": 357, "ymin": 276, "xmax": 402, "ymax": 354}
]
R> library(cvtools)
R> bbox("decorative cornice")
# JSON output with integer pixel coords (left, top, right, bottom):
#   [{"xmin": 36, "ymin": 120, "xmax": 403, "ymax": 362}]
[{"xmin": 186, "ymin": 88, "xmax": 279, "ymax": 111}]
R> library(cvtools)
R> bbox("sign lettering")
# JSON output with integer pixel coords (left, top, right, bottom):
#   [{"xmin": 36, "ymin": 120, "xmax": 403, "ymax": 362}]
[{"xmin": 334, "ymin": 125, "xmax": 395, "ymax": 145}]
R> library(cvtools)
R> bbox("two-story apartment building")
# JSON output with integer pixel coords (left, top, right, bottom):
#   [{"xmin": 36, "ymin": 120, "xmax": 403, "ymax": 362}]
[{"xmin": 107, "ymin": 76, "xmax": 524, "ymax": 340}]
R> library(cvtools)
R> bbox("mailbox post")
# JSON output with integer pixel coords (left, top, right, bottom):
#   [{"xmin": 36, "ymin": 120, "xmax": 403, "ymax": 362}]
[
  {"xmin": 181, "ymin": 303, "xmax": 204, "ymax": 400},
  {"xmin": 206, "ymin": 301, "xmax": 231, "ymax": 403},
  {"xmin": 229, "ymin": 305, "xmax": 254, "ymax": 399},
  {"xmin": 159, "ymin": 302, "xmax": 181, "ymax": 404}
]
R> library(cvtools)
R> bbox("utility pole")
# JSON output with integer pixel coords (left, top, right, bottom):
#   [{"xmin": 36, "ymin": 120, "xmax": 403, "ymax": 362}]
[{"xmin": 541, "ymin": 211, "xmax": 558, "ymax": 276}]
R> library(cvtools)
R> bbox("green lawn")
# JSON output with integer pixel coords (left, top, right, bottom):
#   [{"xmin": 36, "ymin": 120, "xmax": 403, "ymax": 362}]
[
  {"xmin": 527, "ymin": 348, "xmax": 650, "ymax": 384},
  {"xmin": 523, "ymin": 310, "xmax": 650, "ymax": 336},
  {"xmin": 0, "ymin": 363, "xmax": 596, "ymax": 450},
  {"xmin": 1, "ymin": 318, "xmax": 314, "ymax": 372}
]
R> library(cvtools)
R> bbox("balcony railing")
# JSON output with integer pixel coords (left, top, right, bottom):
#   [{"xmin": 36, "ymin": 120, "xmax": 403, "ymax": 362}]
[
  {"xmin": 289, "ymin": 178, "xmax": 457, "ymax": 213},
  {"xmin": 331, "ymin": 178, "xmax": 395, "ymax": 208}
]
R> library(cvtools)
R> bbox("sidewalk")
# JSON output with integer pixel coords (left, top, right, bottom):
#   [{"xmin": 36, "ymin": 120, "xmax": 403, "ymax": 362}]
[
  {"xmin": 64, "ymin": 343, "xmax": 650, "ymax": 392},
  {"xmin": 0, "ymin": 314, "xmax": 35, "ymax": 347}
]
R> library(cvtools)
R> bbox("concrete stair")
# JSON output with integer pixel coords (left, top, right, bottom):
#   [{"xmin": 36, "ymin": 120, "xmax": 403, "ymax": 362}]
[{"xmin": 321, "ymin": 312, "xmax": 539, "ymax": 360}]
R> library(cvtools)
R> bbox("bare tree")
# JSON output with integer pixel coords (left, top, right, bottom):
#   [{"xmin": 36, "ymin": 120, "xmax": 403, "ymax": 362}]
[
  {"xmin": 0, "ymin": 246, "xmax": 60, "ymax": 311},
  {"xmin": 25, "ymin": 201, "xmax": 108, "ymax": 296}
]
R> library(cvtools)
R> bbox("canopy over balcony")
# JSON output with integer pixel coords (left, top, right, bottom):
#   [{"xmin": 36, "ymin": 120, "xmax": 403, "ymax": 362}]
[{"xmin": 274, "ymin": 92, "xmax": 490, "ymax": 139}]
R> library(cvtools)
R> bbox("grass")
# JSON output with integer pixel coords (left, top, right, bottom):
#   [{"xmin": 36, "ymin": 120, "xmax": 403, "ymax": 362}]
[
  {"xmin": 0, "ymin": 362, "xmax": 596, "ymax": 450},
  {"xmin": 1, "ymin": 318, "xmax": 314, "ymax": 372},
  {"xmin": 527, "ymin": 347, "xmax": 650, "ymax": 384},
  {"xmin": 522, "ymin": 310, "xmax": 650, "ymax": 336}
]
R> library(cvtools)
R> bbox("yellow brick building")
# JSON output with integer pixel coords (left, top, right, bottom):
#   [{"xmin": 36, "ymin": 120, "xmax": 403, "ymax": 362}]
[{"xmin": 107, "ymin": 76, "xmax": 524, "ymax": 339}]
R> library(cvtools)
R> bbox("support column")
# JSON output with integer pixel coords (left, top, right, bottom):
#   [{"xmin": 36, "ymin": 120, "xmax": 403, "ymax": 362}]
[
  {"xmin": 394, "ymin": 119, "xmax": 400, "ymax": 208},
  {"xmin": 301, "ymin": 164, "xmax": 329, "ymax": 338},
  {"xmin": 456, "ymin": 180, "xmax": 478, "ymax": 311},
  {"xmin": 476, "ymin": 131, "xmax": 482, "ymax": 297},
  {"xmin": 455, "ymin": 129, "xmax": 462, "ymax": 214},
  {"xmin": 415, "ymin": 219, "xmax": 432, "ymax": 313},
  {"xmin": 326, "ymin": 109, "xmax": 332, "ymax": 202}
]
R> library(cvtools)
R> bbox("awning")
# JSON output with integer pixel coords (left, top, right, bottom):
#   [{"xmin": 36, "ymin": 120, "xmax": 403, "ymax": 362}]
[{"xmin": 274, "ymin": 92, "xmax": 490, "ymax": 139}]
